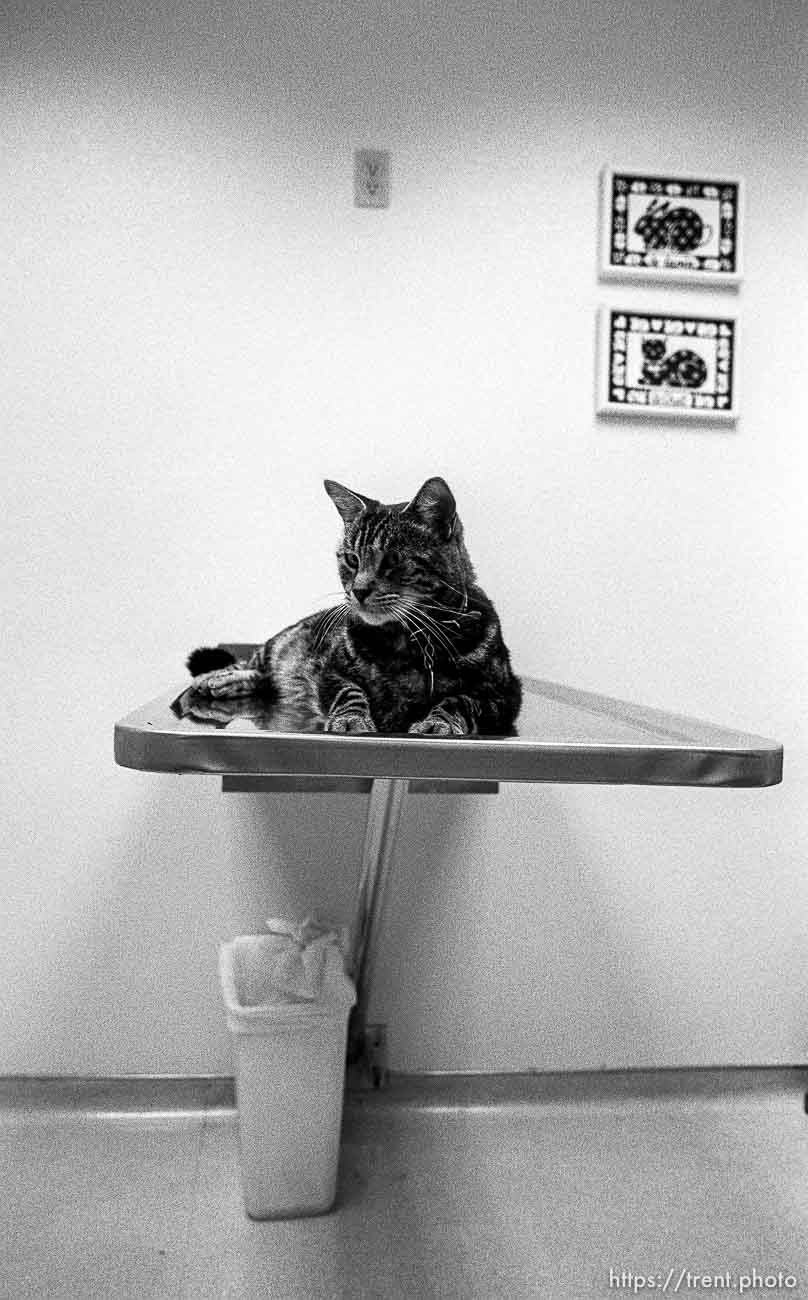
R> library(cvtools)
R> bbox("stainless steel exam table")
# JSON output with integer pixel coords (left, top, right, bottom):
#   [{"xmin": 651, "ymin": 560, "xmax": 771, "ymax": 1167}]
[{"xmin": 114, "ymin": 664, "xmax": 783, "ymax": 1083}]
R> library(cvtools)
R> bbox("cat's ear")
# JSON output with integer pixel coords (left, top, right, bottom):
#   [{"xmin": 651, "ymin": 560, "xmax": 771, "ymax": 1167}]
[
  {"xmin": 324, "ymin": 479, "xmax": 372, "ymax": 524},
  {"xmin": 402, "ymin": 477, "xmax": 457, "ymax": 538}
]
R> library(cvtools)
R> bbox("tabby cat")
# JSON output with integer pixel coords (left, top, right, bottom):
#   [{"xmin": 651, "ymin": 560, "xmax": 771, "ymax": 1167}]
[{"xmin": 186, "ymin": 477, "xmax": 521, "ymax": 736}]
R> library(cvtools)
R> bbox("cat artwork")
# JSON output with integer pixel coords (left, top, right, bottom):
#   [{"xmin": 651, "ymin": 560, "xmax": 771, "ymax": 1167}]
[
  {"xmin": 185, "ymin": 477, "xmax": 522, "ymax": 737},
  {"xmin": 639, "ymin": 337, "xmax": 708, "ymax": 390}
]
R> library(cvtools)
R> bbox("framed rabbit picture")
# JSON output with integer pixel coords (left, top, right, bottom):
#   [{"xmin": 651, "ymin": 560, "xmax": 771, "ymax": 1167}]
[
  {"xmin": 596, "ymin": 308, "xmax": 739, "ymax": 423},
  {"xmin": 599, "ymin": 168, "xmax": 744, "ymax": 287}
]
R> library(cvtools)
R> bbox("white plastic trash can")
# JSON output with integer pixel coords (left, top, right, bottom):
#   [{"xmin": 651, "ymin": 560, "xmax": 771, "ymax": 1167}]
[{"xmin": 220, "ymin": 934, "xmax": 356, "ymax": 1220}]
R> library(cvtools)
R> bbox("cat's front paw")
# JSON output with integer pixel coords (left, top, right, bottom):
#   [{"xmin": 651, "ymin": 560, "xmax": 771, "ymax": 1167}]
[
  {"xmin": 191, "ymin": 667, "xmax": 260, "ymax": 698},
  {"xmin": 408, "ymin": 709, "xmax": 468, "ymax": 737},
  {"xmin": 325, "ymin": 711, "xmax": 377, "ymax": 734}
]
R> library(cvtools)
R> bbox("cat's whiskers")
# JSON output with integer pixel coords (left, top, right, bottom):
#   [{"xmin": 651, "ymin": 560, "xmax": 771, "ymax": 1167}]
[
  {"xmin": 395, "ymin": 607, "xmax": 458, "ymax": 667},
  {"xmin": 385, "ymin": 606, "xmax": 414, "ymax": 641},
  {"xmin": 397, "ymin": 592, "xmax": 460, "ymax": 636},
  {"xmin": 395, "ymin": 597, "xmax": 459, "ymax": 662},
  {"xmin": 321, "ymin": 604, "xmax": 349, "ymax": 648},
  {"xmin": 421, "ymin": 600, "xmax": 478, "ymax": 617},
  {"xmin": 410, "ymin": 619, "xmax": 459, "ymax": 662},
  {"xmin": 310, "ymin": 610, "xmax": 337, "ymax": 654},
  {"xmin": 311, "ymin": 602, "xmax": 348, "ymax": 653},
  {"xmin": 398, "ymin": 594, "xmax": 460, "ymax": 646},
  {"xmin": 387, "ymin": 602, "xmax": 425, "ymax": 647},
  {"xmin": 419, "ymin": 569, "xmax": 469, "ymax": 608}
]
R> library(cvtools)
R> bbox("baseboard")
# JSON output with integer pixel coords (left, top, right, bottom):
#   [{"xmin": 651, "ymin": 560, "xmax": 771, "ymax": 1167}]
[
  {"xmin": 0, "ymin": 1075, "xmax": 236, "ymax": 1111},
  {"xmin": 352, "ymin": 1065, "xmax": 808, "ymax": 1108},
  {"xmin": 1, "ymin": 1065, "xmax": 806, "ymax": 1113}
]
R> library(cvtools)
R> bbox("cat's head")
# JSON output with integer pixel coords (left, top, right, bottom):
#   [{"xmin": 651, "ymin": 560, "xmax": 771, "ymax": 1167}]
[
  {"xmin": 642, "ymin": 337, "xmax": 667, "ymax": 360},
  {"xmin": 324, "ymin": 476, "xmax": 476, "ymax": 626}
]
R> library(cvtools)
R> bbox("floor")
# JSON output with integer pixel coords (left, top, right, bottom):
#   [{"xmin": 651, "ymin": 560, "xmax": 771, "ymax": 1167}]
[{"xmin": 3, "ymin": 1073, "xmax": 808, "ymax": 1300}]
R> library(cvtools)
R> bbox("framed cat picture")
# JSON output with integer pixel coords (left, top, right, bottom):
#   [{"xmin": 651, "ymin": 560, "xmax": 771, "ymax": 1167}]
[
  {"xmin": 596, "ymin": 307, "xmax": 740, "ymax": 422},
  {"xmin": 599, "ymin": 168, "xmax": 744, "ymax": 287}
]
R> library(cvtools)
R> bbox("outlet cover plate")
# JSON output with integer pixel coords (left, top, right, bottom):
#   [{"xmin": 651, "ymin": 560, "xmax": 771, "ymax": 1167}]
[{"xmin": 354, "ymin": 149, "xmax": 391, "ymax": 208}]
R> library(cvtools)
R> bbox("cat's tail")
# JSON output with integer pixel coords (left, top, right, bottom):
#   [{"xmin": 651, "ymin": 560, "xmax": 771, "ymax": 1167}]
[{"xmin": 186, "ymin": 646, "xmax": 237, "ymax": 676}]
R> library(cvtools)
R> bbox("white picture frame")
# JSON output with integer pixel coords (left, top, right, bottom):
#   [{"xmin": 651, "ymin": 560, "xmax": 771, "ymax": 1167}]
[
  {"xmin": 596, "ymin": 307, "xmax": 740, "ymax": 423},
  {"xmin": 599, "ymin": 168, "xmax": 744, "ymax": 287}
]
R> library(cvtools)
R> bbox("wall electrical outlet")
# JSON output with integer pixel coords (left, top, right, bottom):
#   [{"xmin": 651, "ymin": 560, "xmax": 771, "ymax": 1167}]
[{"xmin": 354, "ymin": 149, "xmax": 391, "ymax": 208}]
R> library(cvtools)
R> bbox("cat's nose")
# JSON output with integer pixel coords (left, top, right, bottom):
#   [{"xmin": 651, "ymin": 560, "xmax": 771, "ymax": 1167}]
[{"xmin": 352, "ymin": 583, "xmax": 373, "ymax": 604}]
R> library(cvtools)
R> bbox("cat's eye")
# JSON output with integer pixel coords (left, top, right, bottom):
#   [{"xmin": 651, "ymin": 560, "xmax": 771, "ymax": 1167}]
[{"xmin": 343, "ymin": 551, "xmax": 359, "ymax": 570}]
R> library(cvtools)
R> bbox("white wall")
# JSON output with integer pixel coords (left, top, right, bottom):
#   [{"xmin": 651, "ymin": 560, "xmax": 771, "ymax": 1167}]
[{"xmin": 2, "ymin": 0, "xmax": 806, "ymax": 1074}]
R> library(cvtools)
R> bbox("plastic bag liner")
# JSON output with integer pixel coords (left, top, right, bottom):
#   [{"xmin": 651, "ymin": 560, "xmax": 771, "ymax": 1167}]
[{"xmin": 220, "ymin": 917, "xmax": 356, "ymax": 1032}]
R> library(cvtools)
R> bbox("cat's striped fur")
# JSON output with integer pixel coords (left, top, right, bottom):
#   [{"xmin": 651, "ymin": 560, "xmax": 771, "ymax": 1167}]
[{"xmin": 186, "ymin": 477, "xmax": 522, "ymax": 736}]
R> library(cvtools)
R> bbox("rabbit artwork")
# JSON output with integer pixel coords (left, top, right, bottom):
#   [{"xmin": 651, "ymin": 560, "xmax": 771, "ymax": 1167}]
[{"xmin": 633, "ymin": 199, "xmax": 713, "ymax": 254}]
